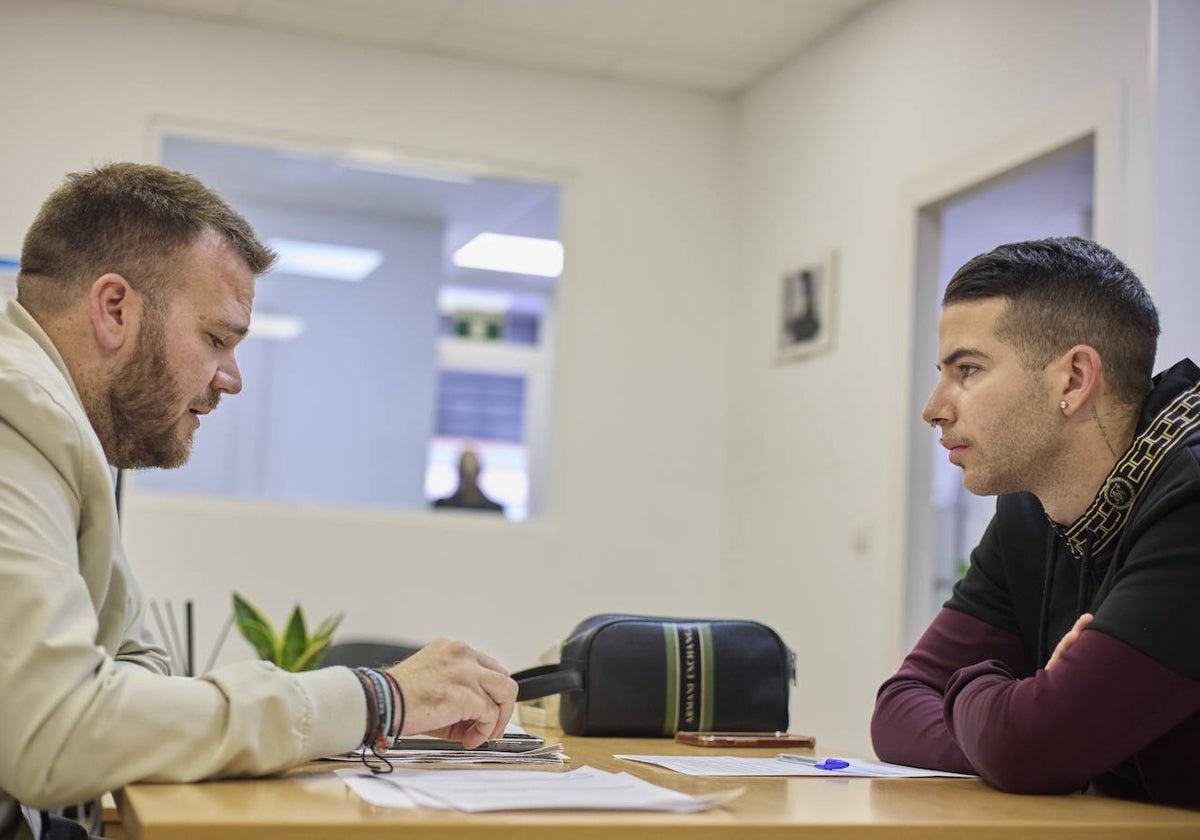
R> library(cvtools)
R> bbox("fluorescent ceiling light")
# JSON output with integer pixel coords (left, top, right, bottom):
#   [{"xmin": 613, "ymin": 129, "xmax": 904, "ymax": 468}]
[
  {"xmin": 248, "ymin": 313, "xmax": 306, "ymax": 342},
  {"xmin": 340, "ymin": 144, "xmax": 477, "ymax": 183},
  {"xmin": 452, "ymin": 233, "xmax": 563, "ymax": 278},
  {"xmin": 338, "ymin": 157, "xmax": 474, "ymax": 184},
  {"xmin": 438, "ymin": 286, "xmax": 515, "ymax": 313},
  {"xmin": 267, "ymin": 237, "xmax": 383, "ymax": 282}
]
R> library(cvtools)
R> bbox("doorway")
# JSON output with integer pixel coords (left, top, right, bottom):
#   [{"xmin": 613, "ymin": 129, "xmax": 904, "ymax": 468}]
[{"xmin": 904, "ymin": 137, "xmax": 1095, "ymax": 646}]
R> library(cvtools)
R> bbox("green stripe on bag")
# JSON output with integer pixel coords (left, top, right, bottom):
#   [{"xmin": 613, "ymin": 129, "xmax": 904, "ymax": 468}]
[
  {"xmin": 662, "ymin": 623, "xmax": 679, "ymax": 736},
  {"xmin": 700, "ymin": 624, "xmax": 715, "ymax": 731}
]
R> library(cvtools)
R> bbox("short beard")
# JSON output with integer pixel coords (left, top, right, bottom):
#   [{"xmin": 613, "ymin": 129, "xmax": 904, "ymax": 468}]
[
  {"xmin": 101, "ymin": 312, "xmax": 201, "ymax": 470},
  {"xmin": 962, "ymin": 370, "xmax": 1059, "ymax": 498}
]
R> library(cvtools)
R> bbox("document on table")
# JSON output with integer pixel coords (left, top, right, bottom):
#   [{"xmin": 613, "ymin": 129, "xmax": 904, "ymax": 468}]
[
  {"xmin": 326, "ymin": 743, "xmax": 566, "ymax": 765},
  {"xmin": 614, "ymin": 754, "xmax": 975, "ymax": 778},
  {"xmin": 324, "ymin": 724, "xmax": 565, "ymax": 765},
  {"xmin": 337, "ymin": 766, "xmax": 742, "ymax": 812}
]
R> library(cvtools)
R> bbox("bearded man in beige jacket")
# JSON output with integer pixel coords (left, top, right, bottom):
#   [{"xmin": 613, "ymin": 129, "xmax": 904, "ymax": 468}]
[{"xmin": 0, "ymin": 163, "xmax": 516, "ymax": 840}]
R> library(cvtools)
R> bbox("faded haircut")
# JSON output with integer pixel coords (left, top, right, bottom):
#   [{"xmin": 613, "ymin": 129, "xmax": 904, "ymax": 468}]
[
  {"xmin": 943, "ymin": 236, "xmax": 1159, "ymax": 407},
  {"xmin": 17, "ymin": 162, "xmax": 275, "ymax": 315}
]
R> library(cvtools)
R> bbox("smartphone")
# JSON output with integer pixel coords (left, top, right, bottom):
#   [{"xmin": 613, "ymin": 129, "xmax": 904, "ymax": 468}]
[
  {"xmin": 391, "ymin": 734, "xmax": 545, "ymax": 752},
  {"xmin": 674, "ymin": 731, "xmax": 816, "ymax": 748}
]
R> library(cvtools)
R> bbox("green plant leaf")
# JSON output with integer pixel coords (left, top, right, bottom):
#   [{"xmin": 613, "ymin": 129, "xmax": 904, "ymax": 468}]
[
  {"xmin": 232, "ymin": 593, "xmax": 278, "ymax": 663},
  {"xmin": 292, "ymin": 612, "xmax": 344, "ymax": 671},
  {"xmin": 310, "ymin": 612, "xmax": 345, "ymax": 645},
  {"xmin": 279, "ymin": 606, "xmax": 308, "ymax": 671},
  {"xmin": 291, "ymin": 635, "xmax": 334, "ymax": 671},
  {"xmin": 231, "ymin": 595, "xmax": 346, "ymax": 672}
]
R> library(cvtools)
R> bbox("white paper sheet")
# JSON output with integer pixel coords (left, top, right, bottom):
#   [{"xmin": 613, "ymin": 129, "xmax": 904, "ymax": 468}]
[
  {"xmin": 338, "ymin": 765, "xmax": 741, "ymax": 812},
  {"xmin": 324, "ymin": 723, "xmax": 565, "ymax": 765},
  {"xmin": 339, "ymin": 770, "xmax": 421, "ymax": 808},
  {"xmin": 327, "ymin": 743, "xmax": 566, "ymax": 765},
  {"xmin": 780, "ymin": 753, "xmax": 975, "ymax": 777},
  {"xmin": 614, "ymin": 754, "xmax": 976, "ymax": 778}
]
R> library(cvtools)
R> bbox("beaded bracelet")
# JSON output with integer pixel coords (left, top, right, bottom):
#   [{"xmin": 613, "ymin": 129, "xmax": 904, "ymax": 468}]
[
  {"xmin": 382, "ymin": 669, "xmax": 406, "ymax": 740},
  {"xmin": 353, "ymin": 667, "xmax": 403, "ymax": 774},
  {"xmin": 366, "ymin": 669, "xmax": 394, "ymax": 743}
]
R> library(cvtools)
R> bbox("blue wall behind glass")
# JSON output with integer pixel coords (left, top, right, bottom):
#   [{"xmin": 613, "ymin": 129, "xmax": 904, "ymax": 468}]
[{"xmin": 435, "ymin": 371, "xmax": 526, "ymax": 443}]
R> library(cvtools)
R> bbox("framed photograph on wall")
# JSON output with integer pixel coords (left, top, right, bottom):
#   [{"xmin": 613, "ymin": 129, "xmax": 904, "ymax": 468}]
[{"xmin": 775, "ymin": 250, "xmax": 838, "ymax": 363}]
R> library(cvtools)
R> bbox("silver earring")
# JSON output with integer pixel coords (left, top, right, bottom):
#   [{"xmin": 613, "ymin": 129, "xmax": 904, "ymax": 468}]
[{"xmin": 1060, "ymin": 400, "xmax": 1068, "ymax": 413}]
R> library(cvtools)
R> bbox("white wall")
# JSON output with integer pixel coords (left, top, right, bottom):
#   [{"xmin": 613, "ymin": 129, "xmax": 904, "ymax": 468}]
[
  {"xmin": 4, "ymin": 0, "xmax": 1195, "ymax": 758},
  {"xmin": 0, "ymin": 0, "xmax": 736, "ymax": 673},
  {"xmin": 726, "ymin": 0, "xmax": 1163, "ymax": 753}
]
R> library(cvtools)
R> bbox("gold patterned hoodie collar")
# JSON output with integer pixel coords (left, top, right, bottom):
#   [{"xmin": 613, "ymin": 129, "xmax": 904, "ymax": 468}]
[{"xmin": 1059, "ymin": 380, "xmax": 1200, "ymax": 559}]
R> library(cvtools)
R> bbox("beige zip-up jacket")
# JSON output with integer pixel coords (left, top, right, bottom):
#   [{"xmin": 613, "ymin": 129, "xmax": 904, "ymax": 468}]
[{"xmin": 0, "ymin": 299, "xmax": 365, "ymax": 840}]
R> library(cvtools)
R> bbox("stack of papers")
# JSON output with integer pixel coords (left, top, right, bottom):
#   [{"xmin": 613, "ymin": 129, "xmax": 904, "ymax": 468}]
[
  {"xmin": 329, "ymin": 742, "xmax": 567, "ymax": 765},
  {"xmin": 338, "ymin": 766, "xmax": 741, "ymax": 812}
]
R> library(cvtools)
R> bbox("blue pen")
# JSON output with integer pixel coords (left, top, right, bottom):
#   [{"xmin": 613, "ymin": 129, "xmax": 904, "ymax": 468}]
[
  {"xmin": 779, "ymin": 754, "xmax": 850, "ymax": 771},
  {"xmin": 814, "ymin": 758, "xmax": 849, "ymax": 771}
]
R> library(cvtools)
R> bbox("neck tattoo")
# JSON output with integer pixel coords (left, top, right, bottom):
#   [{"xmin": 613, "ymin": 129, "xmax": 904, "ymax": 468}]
[{"xmin": 1092, "ymin": 404, "xmax": 1118, "ymax": 458}]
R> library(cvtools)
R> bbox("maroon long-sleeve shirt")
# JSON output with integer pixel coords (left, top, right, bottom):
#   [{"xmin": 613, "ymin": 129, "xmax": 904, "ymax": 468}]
[{"xmin": 873, "ymin": 608, "xmax": 1200, "ymax": 804}]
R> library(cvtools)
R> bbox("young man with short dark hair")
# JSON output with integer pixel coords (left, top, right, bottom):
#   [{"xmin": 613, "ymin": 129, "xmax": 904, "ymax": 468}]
[{"xmin": 873, "ymin": 237, "xmax": 1200, "ymax": 807}]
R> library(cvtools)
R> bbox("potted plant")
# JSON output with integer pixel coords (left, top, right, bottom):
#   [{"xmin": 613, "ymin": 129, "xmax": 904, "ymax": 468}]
[{"xmin": 231, "ymin": 592, "xmax": 343, "ymax": 671}]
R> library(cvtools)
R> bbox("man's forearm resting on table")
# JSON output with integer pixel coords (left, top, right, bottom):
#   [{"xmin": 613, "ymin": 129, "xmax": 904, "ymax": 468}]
[
  {"xmin": 943, "ymin": 629, "xmax": 1200, "ymax": 795},
  {"xmin": 872, "ymin": 608, "xmax": 1030, "ymax": 775}
]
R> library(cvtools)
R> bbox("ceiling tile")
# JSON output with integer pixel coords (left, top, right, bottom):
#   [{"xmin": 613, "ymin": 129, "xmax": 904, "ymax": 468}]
[
  {"xmin": 639, "ymin": 0, "xmax": 864, "ymax": 63},
  {"xmin": 242, "ymin": 0, "xmax": 454, "ymax": 45},
  {"xmin": 87, "ymin": 0, "xmax": 246, "ymax": 17},
  {"xmin": 449, "ymin": 0, "xmax": 672, "ymax": 45},
  {"xmin": 611, "ymin": 53, "xmax": 757, "ymax": 95},
  {"xmin": 433, "ymin": 25, "xmax": 619, "ymax": 74}
]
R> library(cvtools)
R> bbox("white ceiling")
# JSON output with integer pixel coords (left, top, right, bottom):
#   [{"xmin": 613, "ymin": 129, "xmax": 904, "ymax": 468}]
[
  {"xmin": 90, "ymin": 0, "xmax": 879, "ymax": 304},
  {"xmin": 80, "ymin": 0, "xmax": 878, "ymax": 96}
]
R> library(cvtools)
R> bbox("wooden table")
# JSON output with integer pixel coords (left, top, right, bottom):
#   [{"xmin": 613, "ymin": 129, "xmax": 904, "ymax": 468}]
[{"xmin": 112, "ymin": 727, "xmax": 1200, "ymax": 839}]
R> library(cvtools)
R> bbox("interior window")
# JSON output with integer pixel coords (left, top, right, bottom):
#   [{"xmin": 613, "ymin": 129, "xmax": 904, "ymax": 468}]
[
  {"xmin": 0, "ymin": 259, "xmax": 17, "ymax": 300},
  {"xmin": 131, "ymin": 134, "xmax": 560, "ymax": 521}
]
